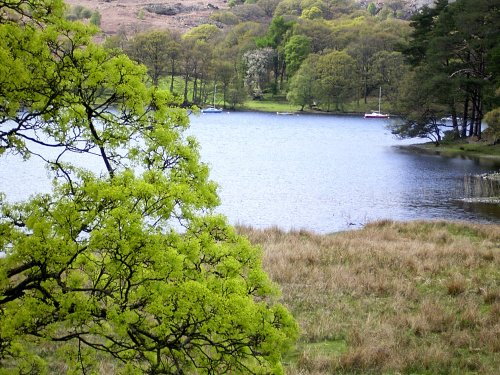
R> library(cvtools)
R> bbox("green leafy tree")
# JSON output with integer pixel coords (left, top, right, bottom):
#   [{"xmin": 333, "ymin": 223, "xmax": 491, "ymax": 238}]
[
  {"xmin": 367, "ymin": 2, "xmax": 377, "ymax": 16},
  {"xmin": 180, "ymin": 25, "xmax": 223, "ymax": 105},
  {"xmin": 400, "ymin": 0, "xmax": 500, "ymax": 140},
  {"xmin": 316, "ymin": 50, "xmax": 357, "ymax": 111},
  {"xmin": 0, "ymin": 1, "xmax": 298, "ymax": 373},
  {"xmin": 126, "ymin": 30, "xmax": 172, "ymax": 86},
  {"xmin": 165, "ymin": 31, "xmax": 182, "ymax": 94},
  {"xmin": 210, "ymin": 10, "xmax": 241, "ymax": 25},
  {"xmin": 256, "ymin": 16, "xmax": 295, "ymax": 91},
  {"xmin": 390, "ymin": 69, "xmax": 448, "ymax": 145},
  {"xmin": 89, "ymin": 10, "xmax": 101, "ymax": 26},
  {"xmin": 274, "ymin": 0, "xmax": 302, "ymax": 17},
  {"xmin": 233, "ymin": 3, "xmax": 267, "ymax": 21},
  {"xmin": 347, "ymin": 32, "xmax": 385, "ymax": 103},
  {"xmin": 301, "ymin": 5, "xmax": 322, "ymax": 19},
  {"xmin": 370, "ymin": 50, "xmax": 408, "ymax": 106},
  {"xmin": 287, "ymin": 54, "xmax": 319, "ymax": 110},
  {"xmin": 292, "ymin": 19, "xmax": 335, "ymax": 53},
  {"xmin": 213, "ymin": 50, "xmax": 242, "ymax": 108},
  {"xmin": 300, "ymin": 0, "xmax": 330, "ymax": 19},
  {"xmin": 256, "ymin": 0, "xmax": 281, "ymax": 17},
  {"xmin": 284, "ymin": 34, "xmax": 311, "ymax": 76},
  {"xmin": 183, "ymin": 24, "xmax": 222, "ymax": 42},
  {"xmin": 484, "ymin": 107, "xmax": 500, "ymax": 144},
  {"xmin": 227, "ymin": 80, "xmax": 248, "ymax": 109}
]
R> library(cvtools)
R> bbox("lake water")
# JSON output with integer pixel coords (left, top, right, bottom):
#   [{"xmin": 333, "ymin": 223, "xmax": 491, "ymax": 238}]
[
  {"xmin": 188, "ymin": 111, "xmax": 500, "ymax": 233},
  {"xmin": 1, "ymin": 111, "xmax": 499, "ymax": 233}
]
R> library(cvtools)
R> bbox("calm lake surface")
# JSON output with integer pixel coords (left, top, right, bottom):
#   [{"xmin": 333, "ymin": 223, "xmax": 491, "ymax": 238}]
[
  {"xmin": 188, "ymin": 111, "xmax": 500, "ymax": 233},
  {"xmin": 1, "ymin": 111, "xmax": 499, "ymax": 233}
]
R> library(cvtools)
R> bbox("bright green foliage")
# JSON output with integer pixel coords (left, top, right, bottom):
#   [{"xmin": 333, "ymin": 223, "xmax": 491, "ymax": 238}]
[
  {"xmin": 300, "ymin": 6, "xmax": 322, "ymax": 20},
  {"xmin": 484, "ymin": 107, "xmax": 500, "ymax": 143},
  {"xmin": 370, "ymin": 50, "xmax": 408, "ymax": 105},
  {"xmin": 284, "ymin": 35, "xmax": 311, "ymax": 76},
  {"xmin": 287, "ymin": 49, "xmax": 357, "ymax": 112},
  {"xmin": 256, "ymin": 16, "xmax": 294, "ymax": 49},
  {"xmin": 66, "ymin": 5, "xmax": 93, "ymax": 21},
  {"xmin": 182, "ymin": 24, "xmax": 222, "ymax": 42},
  {"xmin": 90, "ymin": 10, "xmax": 101, "ymax": 27},
  {"xmin": 315, "ymin": 50, "xmax": 357, "ymax": 111},
  {"xmin": 126, "ymin": 30, "xmax": 178, "ymax": 86},
  {"xmin": 367, "ymin": 2, "xmax": 377, "ymax": 16},
  {"xmin": 274, "ymin": 0, "xmax": 302, "ymax": 17},
  {"xmin": 287, "ymin": 55, "xmax": 318, "ymax": 110},
  {"xmin": 0, "ymin": 1, "xmax": 298, "ymax": 373}
]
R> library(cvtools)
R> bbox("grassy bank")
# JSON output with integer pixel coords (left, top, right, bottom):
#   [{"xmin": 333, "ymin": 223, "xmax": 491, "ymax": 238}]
[
  {"xmin": 241, "ymin": 94, "xmax": 381, "ymax": 115},
  {"xmin": 242, "ymin": 96, "xmax": 298, "ymax": 113},
  {"xmin": 408, "ymin": 141, "xmax": 500, "ymax": 160},
  {"xmin": 238, "ymin": 220, "xmax": 500, "ymax": 374}
]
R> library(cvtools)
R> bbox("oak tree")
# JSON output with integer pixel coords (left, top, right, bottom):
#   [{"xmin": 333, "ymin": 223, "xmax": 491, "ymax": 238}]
[{"xmin": 0, "ymin": 1, "xmax": 298, "ymax": 373}]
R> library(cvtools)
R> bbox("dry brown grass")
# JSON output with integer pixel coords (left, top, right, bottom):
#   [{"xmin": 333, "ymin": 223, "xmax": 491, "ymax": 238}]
[{"xmin": 238, "ymin": 220, "xmax": 500, "ymax": 374}]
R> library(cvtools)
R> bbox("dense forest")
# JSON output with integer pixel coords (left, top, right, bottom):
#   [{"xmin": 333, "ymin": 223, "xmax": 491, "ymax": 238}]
[{"xmin": 96, "ymin": 0, "xmax": 500, "ymax": 142}]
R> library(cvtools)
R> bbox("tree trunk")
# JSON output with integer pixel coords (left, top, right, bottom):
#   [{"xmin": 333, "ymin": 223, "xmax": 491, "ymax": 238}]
[
  {"xmin": 192, "ymin": 74, "xmax": 198, "ymax": 104},
  {"xmin": 473, "ymin": 92, "xmax": 482, "ymax": 139},
  {"xmin": 468, "ymin": 91, "xmax": 476, "ymax": 137},
  {"xmin": 363, "ymin": 70, "xmax": 368, "ymax": 104},
  {"xmin": 170, "ymin": 59, "xmax": 175, "ymax": 93},
  {"xmin": 183, "ymin": 71, "xmax": 189, "ymax": 105},
  {"xmin": 222, "ymin": 83, "xmax": 227, "ymax": 109},
  {"xmin": 279, "ymin": 54, "xmax": 286, "ymax": 91},
  {"xmin": 461, "ymin": 93, "xmax": 469, "ymax": 138}
]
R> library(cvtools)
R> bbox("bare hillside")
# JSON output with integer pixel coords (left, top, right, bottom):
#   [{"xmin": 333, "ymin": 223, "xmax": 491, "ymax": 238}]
[
  {"xmin": 64, "ymin": 0, "xmax": 229, "ymax": 35},
  {"xmin": 63, "ymin": 0, "xmax": 438, "ymax": 37}
]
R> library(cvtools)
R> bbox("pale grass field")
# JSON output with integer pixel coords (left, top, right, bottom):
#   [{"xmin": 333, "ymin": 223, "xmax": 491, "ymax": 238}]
[{"xmin": 238, "ymin": 220, "xmax": 500, "ymax": 374}]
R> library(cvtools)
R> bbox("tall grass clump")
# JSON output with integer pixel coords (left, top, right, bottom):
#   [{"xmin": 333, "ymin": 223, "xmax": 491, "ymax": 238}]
[{"xmin": 238, "ymin": 220, "xmax": 500, "ymax": 374}]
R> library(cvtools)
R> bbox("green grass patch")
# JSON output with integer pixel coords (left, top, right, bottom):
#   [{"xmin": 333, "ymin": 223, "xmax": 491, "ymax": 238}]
[
  {"xmin": 444, "ymin": 222, "xmax": 484, "ymax": 241},
  {"xmin": 242, "ymin": 98, "xmax": 299, "ymax": 113},
  {"xmin": 417, "ymin": 141, "xmax": 500, "ymax": 159},
  {"xmin": 304, "ymin": 339, "xmax": 348, "ymax": 355}
]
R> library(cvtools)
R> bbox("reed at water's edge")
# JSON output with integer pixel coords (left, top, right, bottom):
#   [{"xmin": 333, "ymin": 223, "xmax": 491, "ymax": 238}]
[
  {"xmin": 464, "ymin": 173, "xmax": 500, "ymax": 200},
  {"xmin": 238, "ymin": 220, "xmax": 500, "ymax": 374}
]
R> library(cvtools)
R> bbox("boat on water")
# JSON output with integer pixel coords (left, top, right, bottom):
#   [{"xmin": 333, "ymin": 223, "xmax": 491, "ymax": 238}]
[
  {"xmin": 201, "ymin": 107, "xmax": 222, "ymax": 113},
  {"xmin": 276, "ymin": 112, "xmax": 295, "ymax": 115},
  {"xmin": 364, "ymin": 87, "xmax": 389, "ymax": 119},
  {"xmin": 364, "ymin": 111, "xmax": 390, "ymax": 119},
  {"xmin": 201, "ymin": 84, "xmax": 223, "ymax": 113}
]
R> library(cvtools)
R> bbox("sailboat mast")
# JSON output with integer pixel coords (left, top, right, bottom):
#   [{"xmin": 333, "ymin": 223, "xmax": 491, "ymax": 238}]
[
  {"xmin": 213, "ymin": 84, "xmax": 217, "ymax": 107},
  {"xmin": 378, "ymin": 86, "xmax": 381, "ymax": 113}
]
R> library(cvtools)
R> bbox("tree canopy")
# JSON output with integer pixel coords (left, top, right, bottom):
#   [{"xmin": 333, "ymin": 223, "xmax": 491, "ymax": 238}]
[
  {"xmin": 0, "ymin": 0, "xmax": 298, "ymax": 373},
  {"xmin": 392, "ymin": 0, "xmax": 500, "ymax": 141}
]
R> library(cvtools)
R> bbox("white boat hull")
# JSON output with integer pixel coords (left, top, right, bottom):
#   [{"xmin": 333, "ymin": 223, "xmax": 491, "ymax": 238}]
[
  {"xmin": 364, "ymin": 112, "xmax": 389, "ymax": 119},
  {"xmin": 201, "ymin": 107, "xmax": 222, "ymax": 113}
]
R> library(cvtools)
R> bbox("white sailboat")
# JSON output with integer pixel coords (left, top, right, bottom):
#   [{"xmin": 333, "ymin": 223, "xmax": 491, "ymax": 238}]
[
  {"xmin": 201, "ymin": 84, "xmax": 222, "ymax": 113},
  {"xmin": 364, "ymin": 87, "xmax": 389, "ymax": 119}
]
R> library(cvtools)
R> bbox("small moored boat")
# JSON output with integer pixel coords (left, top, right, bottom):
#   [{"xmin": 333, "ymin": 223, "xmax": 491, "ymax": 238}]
[
  {"xmin": 201, "ymin": 107, "xmax": 222, "ymax": 113},
  {"xmin": 364, "ymin": 87, "xmax": 389, "ymax": 119},
  {"xmin": 202, "ymin": 84, "xmax": 223, "ymax": 113},
  {"xmin": 364, "ymin": 111, "xmax": 390, "ymax": 119}
]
